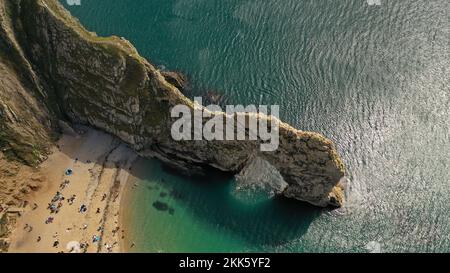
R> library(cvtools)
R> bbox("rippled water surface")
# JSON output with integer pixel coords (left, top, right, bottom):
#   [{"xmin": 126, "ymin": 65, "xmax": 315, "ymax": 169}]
[{"xmin": 62, "ymin": 0, "xmax": 450, "ymax": 252}]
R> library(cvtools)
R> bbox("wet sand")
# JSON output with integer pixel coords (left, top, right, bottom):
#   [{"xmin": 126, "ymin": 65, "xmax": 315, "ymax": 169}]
[{"xmin": 8, "ymin": 127, "xmax": 137, "ymax": 253}]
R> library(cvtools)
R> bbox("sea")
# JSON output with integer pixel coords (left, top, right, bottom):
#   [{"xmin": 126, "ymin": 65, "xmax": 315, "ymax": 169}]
[{"xmin": 61, "ymin": 0, "xmax": 450, "ymax": 253}]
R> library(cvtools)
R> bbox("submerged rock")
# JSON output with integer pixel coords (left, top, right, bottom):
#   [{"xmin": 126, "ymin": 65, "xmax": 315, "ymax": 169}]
[
  {"xmin": 152, "ymin": 201, "xmax": 175, "ymax": 215},
  {"xmin": 159, "ymin": 192, "xmax": 168, "ymax": 198},
  {"xmin": 152, "ymin": 201, "xmax": 169, "ymax": 211}
]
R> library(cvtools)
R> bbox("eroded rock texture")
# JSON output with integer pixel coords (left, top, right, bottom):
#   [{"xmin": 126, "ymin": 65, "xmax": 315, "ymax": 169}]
[{"xmin": 0, "ymin": 0, "xmax": 346, "ymax": 207}]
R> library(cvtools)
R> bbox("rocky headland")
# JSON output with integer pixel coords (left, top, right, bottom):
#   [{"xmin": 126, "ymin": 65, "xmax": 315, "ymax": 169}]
[{"xmin": 0, "ymin": 0, "xmax": 346, "ymax": 214}]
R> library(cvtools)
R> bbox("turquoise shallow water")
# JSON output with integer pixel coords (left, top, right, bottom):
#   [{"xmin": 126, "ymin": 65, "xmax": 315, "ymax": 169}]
[{"xmin": 62, "ymin": 0, "xmax": 450, "ymax": 252}]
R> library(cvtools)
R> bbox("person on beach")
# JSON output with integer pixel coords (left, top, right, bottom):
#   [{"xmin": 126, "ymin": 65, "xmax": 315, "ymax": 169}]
[
  {"xmin": 68, "ymin": 194, "xmax": 76, "ymax": 205},
  {"xmin": 92, "ymin": 235, "xmax": 100, "ymax": 243},
  {"xmin": 59, "ymin": 180, "xmax": 70, "ymax": 190},
  {"xmin": 49, "ymin": 203, "xmax": 57, "ymax": 213},
  {"xmin": 105, "ymin": 243, "xmax": 112, "ymax": 253},
  {"xmin": 37, "ymin": 236, "xmax": 41, "ymax": 242},
  {"xmin": 80, "ymin": 242, "xmax": 89, "ymax": 253},
  {"xmin": 79, "ymin": 204, "xmax": 87, "ymax": 213},
  {"xmin": 112, "ymin": 226, "xmax": 120, "ymax": 236}
]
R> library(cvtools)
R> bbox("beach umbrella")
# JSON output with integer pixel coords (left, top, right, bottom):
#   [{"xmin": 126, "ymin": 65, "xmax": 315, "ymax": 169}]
[{"xmin": 65, "ymin": 169, "xmax": 73, "ymax": 176}]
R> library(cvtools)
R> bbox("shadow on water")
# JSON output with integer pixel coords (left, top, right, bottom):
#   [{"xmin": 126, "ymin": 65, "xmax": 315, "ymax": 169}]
[{"xmin": 131, "ymin": 158, "xmax": 324, "ymax": 247}]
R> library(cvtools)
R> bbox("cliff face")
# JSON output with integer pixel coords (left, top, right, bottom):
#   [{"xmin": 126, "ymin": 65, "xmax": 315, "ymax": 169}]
[
  {"xmin": 0, "ymin": 0, "xmax": 346, "ymax": 207},
  {"xmin": 0, "ymin": 0, "xmax": 55, "ymax": 165}
]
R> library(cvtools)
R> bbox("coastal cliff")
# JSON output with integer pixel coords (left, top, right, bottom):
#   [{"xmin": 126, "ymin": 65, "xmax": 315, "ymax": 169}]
[{"xmin": 0, "ymin": 0, "xmax": 346, "ymax": 207}]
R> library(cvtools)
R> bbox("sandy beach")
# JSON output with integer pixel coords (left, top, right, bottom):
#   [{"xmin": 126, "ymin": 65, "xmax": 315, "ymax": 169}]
[{"xmin": 6, "ymin": 126, "xmax": 138, "ymax": 253}]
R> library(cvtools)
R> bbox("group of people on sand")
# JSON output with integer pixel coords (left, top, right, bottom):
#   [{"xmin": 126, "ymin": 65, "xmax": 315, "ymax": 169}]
[
  {"xmin": 37, "ymin": 169, "xmax": 76, "ymax": 248},
  {"xmin": 22, "ymin": 159, "xmax": 129, "ymax": 253},
  {"xmin": 47, "ymin": 174, "xmax": 81, "ymax": 214},
  {"xmin": 59, "ymin": 180, "xmax": 70, "ymax": 190},
  {"xmin": 52, "ymin": 232, "xmax": 60, "ymax": 248},
  {"xmin": 47, "ymin": 191, "xmax": 64, "ymax": 214},
  {"xmin": 104, "ymin": 242, "xmax": 118, "ymax": 252}
]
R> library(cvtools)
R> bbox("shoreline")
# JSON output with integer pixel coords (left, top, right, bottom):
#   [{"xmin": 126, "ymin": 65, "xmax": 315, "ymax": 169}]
[
  {"xmin": 5, "ymin": 126, "xmax": 138, "ymax": 253},
  {"xmin": 119, "ymin": 171, "xmax": 137, "ymax": 253}
]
